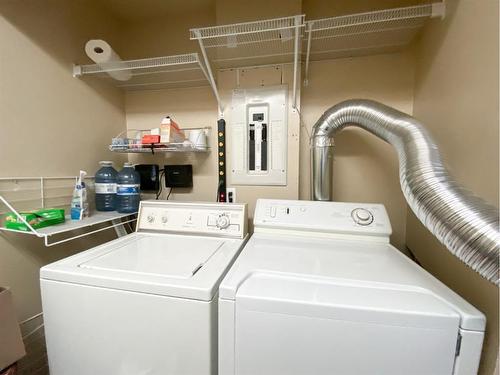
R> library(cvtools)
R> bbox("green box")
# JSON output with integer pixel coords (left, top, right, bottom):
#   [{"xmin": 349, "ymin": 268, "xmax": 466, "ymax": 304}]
[{"xmin": 3, "ymin": 209, "xmax": 65, "ymax": 231}]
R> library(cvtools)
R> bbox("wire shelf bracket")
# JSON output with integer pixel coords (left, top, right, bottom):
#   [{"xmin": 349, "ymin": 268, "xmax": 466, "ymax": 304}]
[
  {"xmin": 303, "ymin": 2, "xmax": 446, "ymax": 85},
  {"xmin": 190, "ymin": 15, "xmax": 306, "ymax": 112}
]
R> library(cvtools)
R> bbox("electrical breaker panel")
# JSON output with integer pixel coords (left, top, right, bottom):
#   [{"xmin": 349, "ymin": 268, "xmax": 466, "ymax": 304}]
[{"xmin": 229, "ymin": 86, "xmax": 287, "ymax": 186}]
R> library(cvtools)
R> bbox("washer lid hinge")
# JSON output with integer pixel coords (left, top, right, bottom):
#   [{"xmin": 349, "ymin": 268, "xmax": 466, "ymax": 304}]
[
  {"xmin": 192, "ymin": 263, "xmax": 204, "ymax": 276},
  {"xmin": 455, "ymin": 332, "xmax": 462, "ymax": 357}
]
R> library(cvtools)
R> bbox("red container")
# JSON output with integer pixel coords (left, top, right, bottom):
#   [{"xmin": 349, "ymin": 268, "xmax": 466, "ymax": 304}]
[{"xmin": 141, "ymin": 135, "xmax": 161, "ymax": 144}]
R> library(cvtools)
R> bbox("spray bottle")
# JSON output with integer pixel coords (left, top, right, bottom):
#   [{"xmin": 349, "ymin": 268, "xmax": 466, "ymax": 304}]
[{"xmin": 70, "ymin": 170, "xmax": 89, "ymax": 220}]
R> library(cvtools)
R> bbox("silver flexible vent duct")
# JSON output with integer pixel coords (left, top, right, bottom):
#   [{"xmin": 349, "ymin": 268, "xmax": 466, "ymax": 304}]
[{"xmin": 311, "ymin": 99, "xmax": 499, "ymax": 285}]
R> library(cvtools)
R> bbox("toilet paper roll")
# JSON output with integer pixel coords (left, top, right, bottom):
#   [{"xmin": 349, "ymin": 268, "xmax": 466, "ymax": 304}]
[{"xmin": 85, "ymin": 39, "xmax": 132, "ymax": 81}]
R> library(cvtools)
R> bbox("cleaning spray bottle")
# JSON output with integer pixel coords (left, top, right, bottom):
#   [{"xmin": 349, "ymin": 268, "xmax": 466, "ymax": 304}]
[{"xmin": 70, "ymin": 170, "xmax": 89, "ymax": 220}]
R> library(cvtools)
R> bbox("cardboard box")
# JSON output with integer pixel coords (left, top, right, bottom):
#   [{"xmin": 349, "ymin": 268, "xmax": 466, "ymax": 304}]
[
  {"xmin": 160, "ymin": 117, "xmax": 185, "ymax": 144},
  {"xmin": 0, "ymin": 288, "xmax": 26, "ymax": 370}
]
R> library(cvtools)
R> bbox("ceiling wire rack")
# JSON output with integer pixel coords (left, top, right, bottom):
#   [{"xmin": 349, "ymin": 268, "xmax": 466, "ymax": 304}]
[
  {"xmin": 73, "ymin": 52, "xmax": 221, "ymax": 107},
  {"xmin": 190, "ymin": 15, "xmax": 305, "ymax": 112},
  {"xmin": 303, "ymin": 2, "xmax": 446, "ymax": 85},
  {"xmin": 0, "ymin": 177, "xmax": 136, "ymax": 247}
]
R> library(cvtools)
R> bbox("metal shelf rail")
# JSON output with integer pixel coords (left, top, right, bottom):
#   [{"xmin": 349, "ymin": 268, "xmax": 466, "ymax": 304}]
[
  {"xmin": 190, "ymin": 15, "xmax": 305, "ymax": 112},
  {"xmin": 0, "ymin": 177, "xmax": 136, "ymax": 247},
  {"xmin": 303, "ymin": 3, "xmax": 445, "ymax": 85}
]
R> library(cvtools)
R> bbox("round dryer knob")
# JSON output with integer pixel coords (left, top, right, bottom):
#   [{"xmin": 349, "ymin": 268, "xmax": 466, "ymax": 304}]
[
  {"xmin": 161, "ymin": 216, "xmax": 168, "ymax": 224},
  {"xmin": 216, "ymin": 214, "xmax": 230, "ymax": 229},
  {"xmin": 351, "ymin": 208, "xmax": 373, "ymax": 226},
  {"xmin": 147, "ymin": 214, "xmax": 155, "ymax": 223}
]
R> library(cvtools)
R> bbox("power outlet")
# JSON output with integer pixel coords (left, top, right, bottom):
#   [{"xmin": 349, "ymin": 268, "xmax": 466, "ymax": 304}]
[{"xmin": 226, "ymin": 188, "xmax": 236, "ymax": 203}]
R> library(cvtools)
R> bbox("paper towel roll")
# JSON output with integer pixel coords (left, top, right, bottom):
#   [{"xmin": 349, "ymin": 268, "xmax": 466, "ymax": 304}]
[{"xmin": 85, "ymin": 39, "xmax": 132, "ymax": 81}]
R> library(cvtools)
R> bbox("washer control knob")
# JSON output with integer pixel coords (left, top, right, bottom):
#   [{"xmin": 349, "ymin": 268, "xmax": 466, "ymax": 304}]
[
  {"xmin": 147, "ymin": 214, "xmax": 155, "ymax": 223},
  {"xmin": 270, "ymin": 206, "xmax": 277, "ymax": 218},
  {"xmin": 351, "ymin": 208, "xmax": 373, "ymax": 226},
  {"xmin": 216, "ymin": 214, "xmax": 230, "ymax": 229},
  {"xmin": 161, "ymin": 216, "xmax": 168, "ymax": 224}
]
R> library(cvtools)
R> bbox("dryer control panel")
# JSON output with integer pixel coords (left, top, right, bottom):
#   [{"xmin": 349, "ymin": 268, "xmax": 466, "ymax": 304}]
[
  {"xmin": 254, "ymin": 199, "xmax": 391, "ymax": 238},
  {"xmin": 137, "ymin": 201, "xmax": 248, "ymax": 238}
]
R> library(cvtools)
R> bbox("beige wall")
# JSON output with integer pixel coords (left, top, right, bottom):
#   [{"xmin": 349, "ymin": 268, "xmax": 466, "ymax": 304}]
[
  {"xmin": 299, "ymin": 52, "xmax": 415, "ymax": 251},
  {"xmin": 119, "ymin": 9, "xmax": 215, "ymax": 59},
  {"xmin": 408, "ymin": 0, "xmax": 499, "ymax": 374},
  {"xmin": 0, "ymin": 0, "xmax": 126, "ymax": 324},
  {"xmin": 215, "ymin": 0, "xmax": 300, "ymax": 23}
]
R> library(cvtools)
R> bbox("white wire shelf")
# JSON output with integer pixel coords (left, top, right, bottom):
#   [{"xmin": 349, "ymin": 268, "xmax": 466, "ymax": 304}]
[
  {"xmin": 74, "ymin": 53, "xmax": 210, "ymax": 91},
  {"xmin": 190, "ymin": 15, "xmax": 305, "ymax": 69},
  {"xmin": 303, "ymin": 3, "xmax": 445, "ymax": 84},
  {"xmin": 109, "ymin": 127, "xmax": 211, "ymax": 154},
  {"xmin": 0, "ymin": 177, "xmax": 136, "ymax": 247},
  {"xmin": 190, "ymin": 15, "xmax": 305, "ymax": 111}
]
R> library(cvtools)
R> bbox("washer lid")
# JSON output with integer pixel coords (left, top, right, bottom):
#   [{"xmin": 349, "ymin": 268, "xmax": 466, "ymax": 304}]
[
  {"xmin": 40, "ymin": 233, "xmax": 246, "ymax": 301},
  {"xmin": 79, "ymin": 235, "xmax": 222, "ymax": 279}
]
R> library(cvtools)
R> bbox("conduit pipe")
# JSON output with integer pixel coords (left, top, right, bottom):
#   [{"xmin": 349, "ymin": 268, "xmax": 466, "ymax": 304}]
[{"xmin": 310, "ymin": 99, "xmax": 499, "ymax": 285}]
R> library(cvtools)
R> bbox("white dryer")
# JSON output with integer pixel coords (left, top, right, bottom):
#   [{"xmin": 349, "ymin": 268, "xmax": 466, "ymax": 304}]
[
  {"xmin": 219, "ymin": 199, "xmax": 485, "ymax": 375},
  {"xmin": 41, "ymin": 201, "xmax": 247, "ymax": 375}
]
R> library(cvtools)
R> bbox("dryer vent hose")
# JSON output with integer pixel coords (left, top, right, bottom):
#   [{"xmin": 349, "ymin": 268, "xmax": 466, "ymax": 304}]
[{"xmin": 310, "ymin": 99, "xmax": 499, "ymax": 285}]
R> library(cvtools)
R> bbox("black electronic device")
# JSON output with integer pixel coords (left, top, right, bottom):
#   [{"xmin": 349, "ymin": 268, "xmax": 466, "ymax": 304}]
[
  {"xmin": 164, "ymin": 165, "xmax": 193, "ymax": 188},
  {"xmin": 134, "ymin": 164, "xmax": 160, "ymax": 192}
]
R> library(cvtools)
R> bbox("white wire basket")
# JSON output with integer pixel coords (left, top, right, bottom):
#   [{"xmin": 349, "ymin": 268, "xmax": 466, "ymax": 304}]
[{"xmin": 109, "ymin": 127, "xmax": 211, "ymax": 154}]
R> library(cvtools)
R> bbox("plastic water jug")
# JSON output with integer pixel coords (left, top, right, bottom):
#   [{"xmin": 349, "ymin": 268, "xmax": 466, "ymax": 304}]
[
  {"xmin": 95, "ymin": 161, "xmax": 117, "ymax": 211},
  {"xmin": 116, "ymin": 162, "xmax": 140, "ymax": 213}
]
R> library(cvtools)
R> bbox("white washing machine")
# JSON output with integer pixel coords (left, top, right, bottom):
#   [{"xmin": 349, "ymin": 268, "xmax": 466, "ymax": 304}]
[
  {"xmin": 41, "ymin": 201, "xmax": 247, "ymax": 375},
  {"xmin": 219, "ymin": 199, "xmax": 485, "ymax": 375}
]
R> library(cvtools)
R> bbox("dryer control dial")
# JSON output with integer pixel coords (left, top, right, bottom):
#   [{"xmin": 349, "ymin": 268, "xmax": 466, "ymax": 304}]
[
  {"xmin": 216, "ymin": 214, "xmax": 230, "ymax": 229},
  {"xmin": 147, "ymin": 214, "xmax": 155, "ymax": 223},
  {"xmin": 351, "ymin": 208, "xmax": 374, "ymax": 226}
]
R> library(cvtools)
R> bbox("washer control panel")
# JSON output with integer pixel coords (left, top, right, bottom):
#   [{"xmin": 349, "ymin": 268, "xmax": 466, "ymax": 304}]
[
  {"xmin": 137, "ymin": 201, "xmax": 248, "ymax": 238},
  {"xmin": 254, "ymin": 199, "xmax": 391, "ymax": 237}
]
